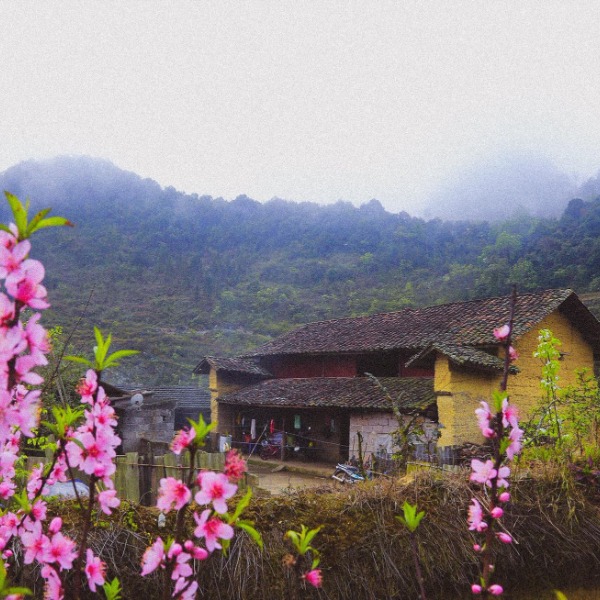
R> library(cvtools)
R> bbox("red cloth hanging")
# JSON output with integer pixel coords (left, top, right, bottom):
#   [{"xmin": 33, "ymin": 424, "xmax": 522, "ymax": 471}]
[{"xmin": 269, "ymin": 418, "xmax": 275, "ymax": 434}]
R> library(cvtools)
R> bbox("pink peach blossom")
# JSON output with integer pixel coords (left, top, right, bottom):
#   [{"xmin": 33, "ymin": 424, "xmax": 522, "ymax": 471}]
[
  {"xmin": 173, "ymin": 577, "xmax": 198, "ymax": 600},
  {"xmin": 470, "ymin": 459, "xmax": 497, "ymax": 487},
  {"xmin": 224, "ymin": 449, "xmax": 247, "ymax": 481},
  {"xmin": 475, "ymin": 401, "xmax": 495, "ymax": 438},
  {"xmin": 467, "ymin": 498, "xmax": 488, "ymax": 532},
  {"xmin": 141, "ymin": 537, "xmax": 165, "ymax": 575},
  {"xmin": 98, "ymin": 489, "xmax": 120, "ymax": 515},
  {"xmin": 304, "ymin": 569, "xmax": 323, "ymax": 588},
  {"xmin": 21, "ymin": 521, "xmax": 49, "ymax": 564},
  {"xmin": 85, "ymin": 549, "xmax": 106, "ymax": 592},
  {"xmin": 506, "ymin": 427, "xmax": 523, "ymax": 461},
  {"xmin": 490, "ymin": 506, "xmax": 504, "ymax": 519},
  {"xmin": 76, "ymin": 370, "xmax": 98, "ymax": 402},
  {"xmin": 184, "ymin": 542, "xmax": 209, "ymax": 561},
  {"xmin": 193, "ymin": 509, "xmax": 234, "ymax": 552},
  {"xmin": 170, "ymin": 427, "xmax": 196, "ymax": 455},
  {"xmin": 0, "ymin": 239, "xmax": 30, "ymax": 280},
  {"xmin": 493, "ymin": 325, "xmax": 510, "ymax": 341},
  {"xmin": 157, "ymin": 477, "xmax": 191, "ymax": 512},
  {"xmin": 41, "ymin": 565, "xmax": 63, "ymax": 600},
  {"xmin": 5, "ymin": 259, "xmax": 49, "ymax": 309},
  {"xmin": 0, "ymin": 294, "xmax": 15, "ymax": 327},
  {"xmin": 195, "ymin": 471, "xmax": 237, "ymax": 514},
  {"xmin": 44, "ymin": 531, "xmax": 77, "ymax": 570},
  {"xmin": 496, "ymin": 465, "xmax": 511, "ymax": 488},
  {"xmin": 171, "ymin": 551, "xmax": 193, "ymax": 580},
  {"xmin": 24, "ymin": 313, "xmax": 50, "ymax": 364},
  {"xmin": 501, "ymin": 400, "xmax": 519, "ymax": 429}
]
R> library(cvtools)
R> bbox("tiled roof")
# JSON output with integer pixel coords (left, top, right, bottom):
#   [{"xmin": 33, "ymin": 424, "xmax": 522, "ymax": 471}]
[
  {"xmin": 113, "ymin": 386, "xmax": 211, "ymax": 409},
  {"xmin": 145, "ymin": 387, "xmax": 210, "ymax": 410},
  {"xmin": 218, "ymin": 376, "xmax": 435, "ymax": 412},
  {"xmin": 406, "ymin": 343, "xmax": 518, "ymax": 373},
  {"xmin": 193, "ymin": 356, "xmax": 271, "ymax": 378},
  {"xmin": 245, "ymin": 289, "xmax": 596, "ymax": 356}
]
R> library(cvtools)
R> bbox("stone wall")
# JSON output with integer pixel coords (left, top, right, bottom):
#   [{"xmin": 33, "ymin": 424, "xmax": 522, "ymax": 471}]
[
  {"xmin": 349, "ymin": 412, "xmax": 436, "ymax": 458},
  {"xmin": 118, "ymin": 407, "xmax": 174, "ymax": 453}
]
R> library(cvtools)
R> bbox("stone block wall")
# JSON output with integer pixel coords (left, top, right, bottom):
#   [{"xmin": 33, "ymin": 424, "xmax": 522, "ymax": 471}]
[
  {"xmin": 349, "ymin": 412, "xmax": 436, "ymax": 458},
  {"xmin": 119, "ymin": 407, "xmax": 174, "ymax": 453}
]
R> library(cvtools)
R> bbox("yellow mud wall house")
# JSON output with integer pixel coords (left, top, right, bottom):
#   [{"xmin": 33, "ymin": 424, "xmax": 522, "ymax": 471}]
[
  {"xmin": 195, "ymin": 289, "xmax": 600, "ymax": 460},
  {"xmin": 435, "ymin": 306, "xmax": 596, "ymax": 447},
  {"xmin": 195, "ymin": 356, "xmax": 273, "ymax": 446}
]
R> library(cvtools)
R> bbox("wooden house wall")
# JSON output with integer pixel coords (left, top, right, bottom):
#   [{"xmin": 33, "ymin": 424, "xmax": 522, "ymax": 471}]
[{"xmin": 269, "ymin": 355, "xmax": 357, "ymax": 378}]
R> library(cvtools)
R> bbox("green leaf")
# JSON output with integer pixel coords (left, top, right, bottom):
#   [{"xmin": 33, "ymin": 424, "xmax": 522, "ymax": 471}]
[
  {"xmin": 397, "ymin": 501, "xmax": 425, "ymax": 533},
  {"xmin": 29, "ymin": 215, "xmax": 73, "ymax": 234},
  {"xmin": 102, "ymin": 349, "xmax": 140, "ymax": 369},
  {"xmin": 492, "ymin": 390, "xmax": 507, "ymax": 414},
  {"xmin": 302, "ymin": 525, "xmax": 322, "ymax": 552},
  {"xmin": 93, "ymin": 327, "xmax": 110, "ymax": 368},
  {"xmin": 237, "ymin": 520, "xmax": 264, "ymax": 549},
  {"xmin": 189, "ymin": 414, "xmax": 216, "ymax": 445},
  {"xmin": 5, "ymin": 191, "xmax": 28, "ymax": 237},
  {"xmin": 221, "ymin": 537, "xmax": 231, "ymax": 556},
  {"xmin": 229, "ymin": 488, "xmax": 252, "ymax": 523},
  {"xmin": 26, "ymin": 207, "xmax": 51, "ymax": 233},
  {"xmin": 554, "ymin": 592, "xmax": 568, "ymax": 600},
  {"xmin": 285, "ymin": 524, "xmax": 322, "ymax": 555},
  {"xmin": 5, "ymin": 586, "xmax": 33, "ymax": 596},
  {"xmin": 12, "ymin": 489, "xmax": 31, "ymax": 513},
  {"xmin": 102, "ymin": 578, "xmax": 122, "ymax": 600},
  {"xmin": 68, "ymin": 328, "xmax": 138, "ymax": 372},
  {"xmin": 285, "ymin": 529, "xmax": 300, "ymax": 552},
  {"xmin": 64, "ymin": 355, "xmax": 95, "ymax": 368},
  {"xmin": 3, "ymin": 191, "xmax": 71, "ymax": 241}
]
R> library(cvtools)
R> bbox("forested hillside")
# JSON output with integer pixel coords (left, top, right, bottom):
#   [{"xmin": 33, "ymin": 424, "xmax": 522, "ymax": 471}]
[{"xmin": 1, "ymin": 156, "xmax": 599, "ymax": 386}]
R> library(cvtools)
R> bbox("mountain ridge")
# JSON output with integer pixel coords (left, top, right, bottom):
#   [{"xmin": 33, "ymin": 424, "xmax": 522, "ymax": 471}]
[{"xmin": 1, "ymin": 156, "xmax": 599, "ymax": 386}]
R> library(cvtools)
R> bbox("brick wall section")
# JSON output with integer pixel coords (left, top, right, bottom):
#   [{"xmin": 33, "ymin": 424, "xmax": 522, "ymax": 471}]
[
  {"xmin": 436, "ymin": 310, "xmax": 595, "ymax": 447},
  {"xmin": 349, "ymin": 412, "xmax": 436, "ymax": 457},
  {"xmin": 119, "ymin": 408, "xmax": 174, "ymax": 453}
]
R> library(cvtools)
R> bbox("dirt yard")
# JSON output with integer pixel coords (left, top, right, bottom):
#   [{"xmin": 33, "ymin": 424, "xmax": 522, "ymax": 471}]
[{"xmin": 247, "ymin": 461, "xmax": 333, "ymax": 494}]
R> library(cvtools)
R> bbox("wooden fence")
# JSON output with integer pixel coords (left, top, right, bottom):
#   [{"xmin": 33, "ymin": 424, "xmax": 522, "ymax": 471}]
[{"xmin": 26, "ymin": 451, "xmax": 257, "ymax": 506}]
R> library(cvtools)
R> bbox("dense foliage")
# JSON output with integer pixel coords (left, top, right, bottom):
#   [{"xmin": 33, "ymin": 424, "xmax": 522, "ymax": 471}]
[{"xmin": 1, "ymin": 156, "xmax": 600, "ymax": 386}]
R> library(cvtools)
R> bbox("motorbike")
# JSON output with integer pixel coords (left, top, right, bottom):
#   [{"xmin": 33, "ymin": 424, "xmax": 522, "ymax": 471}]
[
  {"xmin": 331, "ymin": 463, "xmax": 366, "ymax": 484},
  {"xmin": 259, "ymin": 437, "xmax": 282, "ymax": 460}
]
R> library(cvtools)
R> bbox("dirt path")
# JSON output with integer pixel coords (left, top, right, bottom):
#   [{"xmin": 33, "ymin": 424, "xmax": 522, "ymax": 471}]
[{"xmin": 248, "ymin": 462, "xmax": 332, "ymax": 495}]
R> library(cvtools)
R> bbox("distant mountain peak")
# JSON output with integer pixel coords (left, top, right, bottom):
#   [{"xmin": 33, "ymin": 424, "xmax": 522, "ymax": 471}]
[{"xmin": 423, "ymin": 153, "xmax": 578, "ymax": 221}]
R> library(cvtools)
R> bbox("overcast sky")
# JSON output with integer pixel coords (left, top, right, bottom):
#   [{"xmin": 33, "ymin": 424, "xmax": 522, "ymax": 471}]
[{"xmin": 2, "ymin": 2, "xmax": 600, "ymax": 215}]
